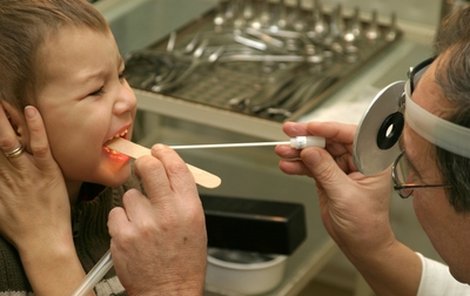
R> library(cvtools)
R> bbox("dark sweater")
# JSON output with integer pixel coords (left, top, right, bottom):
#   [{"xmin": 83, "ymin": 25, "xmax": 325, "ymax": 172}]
[{"xmin": 0, "ymin": 178, "xmax": 141, "ymax": 295}]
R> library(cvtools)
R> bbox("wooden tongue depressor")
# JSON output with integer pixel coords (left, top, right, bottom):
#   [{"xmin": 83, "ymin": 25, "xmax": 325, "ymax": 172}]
[{"xmin": 107, "ymin": 138, "xmax": 222, "ymax": 189}]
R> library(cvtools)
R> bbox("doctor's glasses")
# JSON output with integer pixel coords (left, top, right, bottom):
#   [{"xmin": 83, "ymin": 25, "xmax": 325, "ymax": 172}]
[
  {"xmin": 391, "ymin": 57, "xmax": 451, "ymax": 198},
  {"xmin": 391, "ymin": 151, "xmax": 450, "ymax": 198}
]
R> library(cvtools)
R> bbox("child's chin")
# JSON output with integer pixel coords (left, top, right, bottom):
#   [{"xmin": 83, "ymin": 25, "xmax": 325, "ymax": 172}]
[{"xmin": 104, "ymin": 166, "xmax": 132, "ymax": 187}]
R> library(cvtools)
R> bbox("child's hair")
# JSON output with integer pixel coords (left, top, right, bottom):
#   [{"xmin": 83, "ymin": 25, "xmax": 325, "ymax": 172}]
[{"xmin": 0, "ymin": 0, "xmax": 109, "ymax": 109}]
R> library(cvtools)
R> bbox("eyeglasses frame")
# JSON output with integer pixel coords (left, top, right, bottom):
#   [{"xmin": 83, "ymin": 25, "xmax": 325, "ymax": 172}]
[{"xmin": 392, "ymin": 57, "xmax": 451, "ymax": 198}]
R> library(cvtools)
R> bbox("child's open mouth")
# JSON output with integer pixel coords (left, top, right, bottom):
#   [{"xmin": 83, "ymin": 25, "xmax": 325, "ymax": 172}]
[{"xmin": 103, "ymin": 129, "xmax": 130, "ymax": 161}]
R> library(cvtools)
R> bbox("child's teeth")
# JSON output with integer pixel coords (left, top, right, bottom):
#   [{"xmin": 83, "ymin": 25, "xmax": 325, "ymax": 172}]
[{"xmin": 108, "ymin": 129, "xmax": 128, "ymax": 142}]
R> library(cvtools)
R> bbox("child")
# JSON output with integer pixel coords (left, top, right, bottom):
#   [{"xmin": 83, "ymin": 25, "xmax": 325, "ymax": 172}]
[{"xmin": 0, "ymin": 1, "xmax": 207, "ymax": 295}]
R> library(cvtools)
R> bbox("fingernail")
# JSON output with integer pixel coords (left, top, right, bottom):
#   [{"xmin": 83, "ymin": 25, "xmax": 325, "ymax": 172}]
[
  {"xmin": 303, "ymin": 147, "xmax": 323, "ymax": 164},
  {"xmin": 310, "ymin": 148, "xmax": 323, "ymax": 162},
  {"xmin": 24, "ymin": 106, "xmax": 36, "ymax": 119}
]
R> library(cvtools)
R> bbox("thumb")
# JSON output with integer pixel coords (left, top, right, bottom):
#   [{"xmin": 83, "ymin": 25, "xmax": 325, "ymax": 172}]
[
  {"xmin": 300, "ymin": 147, "xmax": 350, "ymax": 191},
  {"xmin": 24, "ymin": 106, "xmax": 54, "ymax": 164}
]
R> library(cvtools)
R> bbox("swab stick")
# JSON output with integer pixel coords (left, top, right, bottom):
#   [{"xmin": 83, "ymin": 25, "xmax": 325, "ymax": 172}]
[{"xmin": 169, "ymin": 136, "xmax": 325, "ymax": 150}]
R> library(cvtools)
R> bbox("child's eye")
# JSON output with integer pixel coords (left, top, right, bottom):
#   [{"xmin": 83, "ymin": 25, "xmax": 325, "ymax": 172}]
[
  {"xmin": 89, "ymin": 87, "xmax": 105, "ymax": 96},
  {"xmin": 118, "ymin": 70, "xmax": 126, "ymax": 81}
]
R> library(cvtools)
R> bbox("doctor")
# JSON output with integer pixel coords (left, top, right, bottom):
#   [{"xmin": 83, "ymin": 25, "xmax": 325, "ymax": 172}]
[{"xmin": 276, "ymin": 6, "xmax": 470, "ymax": 296}]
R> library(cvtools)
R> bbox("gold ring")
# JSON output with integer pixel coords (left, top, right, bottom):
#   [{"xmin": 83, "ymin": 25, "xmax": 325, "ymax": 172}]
[{"xmin": 4, "ymin": 145, "xmax": 24, "ymax": 159}]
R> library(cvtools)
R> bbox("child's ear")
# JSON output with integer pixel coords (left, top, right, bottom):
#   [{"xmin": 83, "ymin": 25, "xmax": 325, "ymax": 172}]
[{"xmin": 1, "ymin": 100, "xmax": 28, "ymax": 139}]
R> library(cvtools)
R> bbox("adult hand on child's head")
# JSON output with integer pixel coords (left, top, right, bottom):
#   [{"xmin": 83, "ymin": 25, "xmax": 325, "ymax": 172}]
[
  {"xmin": 275, "ymin": 121, "xmax": 395, "ymax": 257},
  {"xmin": 108, "ymin": 145, "xmax": 207, "ymax": 296},
  {"xmin": 0, "ymin": 104, "xmax": 71, "ymax": 252}
]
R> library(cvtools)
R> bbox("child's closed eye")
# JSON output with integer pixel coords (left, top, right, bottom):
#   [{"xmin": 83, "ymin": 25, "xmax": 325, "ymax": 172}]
[
  {"xmin": 89, "ymin": 86, "xmax": 105, "ymax": 96},
  {"xmin": 118, "ymin": 69, "xmax": 126, "ymax": 81}
]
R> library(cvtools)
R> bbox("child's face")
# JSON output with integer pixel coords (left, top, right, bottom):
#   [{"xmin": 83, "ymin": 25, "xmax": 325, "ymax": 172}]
[{"xmin": 35, "ymin": 26, "xmax": 137, "ymax": 189}]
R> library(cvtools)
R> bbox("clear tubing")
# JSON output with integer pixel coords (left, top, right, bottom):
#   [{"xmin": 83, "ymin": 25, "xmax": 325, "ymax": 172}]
[
  {"xmin": 169, "ymin": 136, "xmax": 326, "ymax": 150},
  {"xmin": 71, "ymin": 250, "xmax": 113, "ymax": 296},
  {"xmin": 405, "ymin": 80, "xmax": 470, "ymax": 159}
]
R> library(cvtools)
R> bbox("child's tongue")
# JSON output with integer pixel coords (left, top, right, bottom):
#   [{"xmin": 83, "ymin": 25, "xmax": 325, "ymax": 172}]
[{"xmin": 103, "ymin": 144, "xmax": 129, "ymax": 161}]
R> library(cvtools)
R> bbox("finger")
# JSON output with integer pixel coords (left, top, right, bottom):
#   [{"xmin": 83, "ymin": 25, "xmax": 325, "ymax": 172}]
[
  {"xmin": 283, "ymin": 121, "xmax": 356, "ymax": 144},
  {"xmin": 305, "ymin": 122, "xmax": 356, "ymax": 144},
  {"xmin": 150, "ymin": 144, "xmax": 197, "ymax": 196},
  {"xmin": 134, "ymin": 154, "xmax": 173, "ymax": 201},
  {"xmin": 300, "ymin": 147, "xmax": 350, "ymax": 190},
  {"xmin": 120, "ymin": 189, "xmax": 152, "ymax": 222},
  {"xmin": 23, "ymin": 106, "xmax": 53, "ymax": 165},
  {"xmin": 108, "ymin": 206, "xmax": 130, "ymax": 238},
  {"xmin": 275, "ymin": 144, "xmax": 301, "ymax": 159},
  {"xmin": 278, "ymin": 159, "xmax": 312, "ymax": 176},
  {"xmin": 282, "ymin": 121, "xmax": 309, "ymax": 137},
  {"xmin": 108, "ymin": 190, "xmax": 151, "ymax": 236},
  {"xmin": 0, "ymin": 104, "xmax": 22, "ymax": 158}
]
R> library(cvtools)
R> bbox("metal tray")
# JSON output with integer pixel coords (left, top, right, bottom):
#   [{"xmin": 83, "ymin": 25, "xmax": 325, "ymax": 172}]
[{"xmin": 125, "ymin": 0, "xmax": 402, "ymax": 124}]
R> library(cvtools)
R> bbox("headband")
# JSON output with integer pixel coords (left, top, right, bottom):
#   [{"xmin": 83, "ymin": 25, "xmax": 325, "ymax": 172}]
[{"xmin": 404, "ymin": 79, "xmax": 470, "ymax": 159}]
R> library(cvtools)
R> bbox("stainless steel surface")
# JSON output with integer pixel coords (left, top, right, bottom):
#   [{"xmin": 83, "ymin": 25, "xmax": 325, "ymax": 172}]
[
  {"xmin": 124, "ymin": 0, "xmax": 402, "ymax": 123},
  {"xmin": 96, "ymin": 0, "xmax": 217, "ymax": 55}
]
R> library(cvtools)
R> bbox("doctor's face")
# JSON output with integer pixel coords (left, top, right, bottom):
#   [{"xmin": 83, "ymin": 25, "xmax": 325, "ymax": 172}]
[{"xmin": 403, "ymin": 55, "xmax": 470, "ymax": 284}]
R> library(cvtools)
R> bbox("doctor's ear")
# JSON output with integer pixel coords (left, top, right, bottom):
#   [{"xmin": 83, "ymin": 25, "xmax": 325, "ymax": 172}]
[{"xmin": 1, "ymin": 100, "xmax": 27, "ymax": 137}]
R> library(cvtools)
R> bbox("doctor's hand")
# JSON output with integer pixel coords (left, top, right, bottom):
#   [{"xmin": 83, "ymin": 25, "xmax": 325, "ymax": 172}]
[
  {"xmin": 275, "ymin": 121, "xmax": 396, "ymax": 258},
  {"xmin": 108, "ymin": 145, "xmax": 207, "ymax": 296}
]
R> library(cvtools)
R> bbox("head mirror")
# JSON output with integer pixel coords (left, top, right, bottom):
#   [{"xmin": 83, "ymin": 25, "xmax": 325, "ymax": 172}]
[{"xmin": 353, "ymin": 81, "xmax": 405, "ymax": 175}]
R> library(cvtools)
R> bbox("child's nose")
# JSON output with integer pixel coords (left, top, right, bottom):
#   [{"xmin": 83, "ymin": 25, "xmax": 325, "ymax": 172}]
[{"xmin": 114, "ymin": 84, "xmax": 137, "ymax": 114}]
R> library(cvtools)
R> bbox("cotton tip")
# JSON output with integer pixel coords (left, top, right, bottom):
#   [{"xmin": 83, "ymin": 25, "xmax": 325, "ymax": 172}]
[{"xmin": 290, "ymin": 136, "xmax": 326, "ymax": 149}]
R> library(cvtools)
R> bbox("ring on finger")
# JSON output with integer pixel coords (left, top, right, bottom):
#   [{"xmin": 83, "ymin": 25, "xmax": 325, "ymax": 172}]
[{"xmin": 4, "ymin": 144, "xmax": 25, "ymax": 159}]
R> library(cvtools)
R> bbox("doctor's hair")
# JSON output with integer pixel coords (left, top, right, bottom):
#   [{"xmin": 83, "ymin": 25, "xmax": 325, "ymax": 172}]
[
  {"xmin": 0, "ymin": 0, "xmax": 108, "ymax": 110},
  {"xmin": 433, "ymin": 6, "xmax": 470, "ymax": 211}
]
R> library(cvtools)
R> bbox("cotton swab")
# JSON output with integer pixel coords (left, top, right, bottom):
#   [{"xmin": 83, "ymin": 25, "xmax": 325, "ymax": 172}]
[{"xmin": 168, "ymin": 136, "xmax": 325, "ymax": 150}]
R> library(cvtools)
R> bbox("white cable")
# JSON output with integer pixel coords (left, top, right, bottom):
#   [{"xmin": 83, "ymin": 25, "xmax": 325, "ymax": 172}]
[
  {"xmin": 405, "ymin": 80, "xmax": 470, "ymax": 159},
  {"xmin": 71, "ymin": 250, "xmax": 113, "ymax": 296}
]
